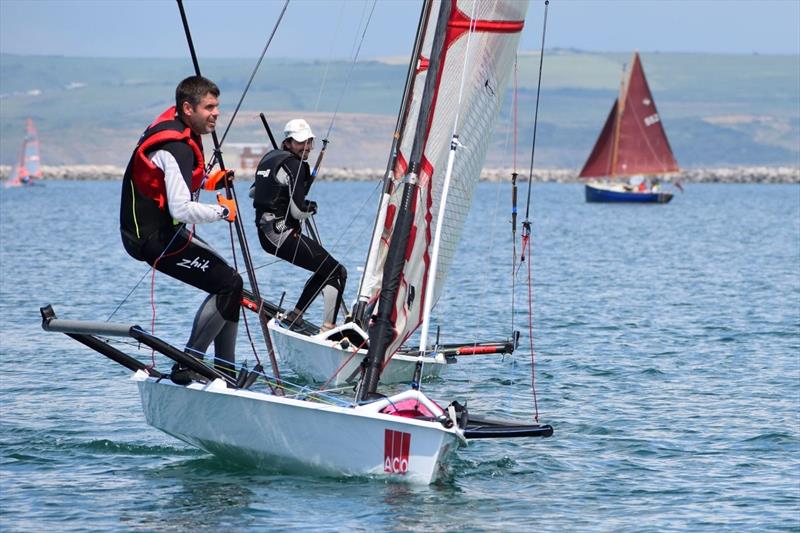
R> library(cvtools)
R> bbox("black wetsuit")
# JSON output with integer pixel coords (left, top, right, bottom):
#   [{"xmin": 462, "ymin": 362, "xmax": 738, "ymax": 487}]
[{"xmin": 252, "ymin": 149, "xmax": 346, "ymax": 324}]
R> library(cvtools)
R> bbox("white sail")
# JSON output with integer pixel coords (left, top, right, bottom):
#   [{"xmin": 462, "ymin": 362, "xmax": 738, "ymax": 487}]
[{"xmin": 362, "ymin": 0, "xmax": 528, "ymax": 359}]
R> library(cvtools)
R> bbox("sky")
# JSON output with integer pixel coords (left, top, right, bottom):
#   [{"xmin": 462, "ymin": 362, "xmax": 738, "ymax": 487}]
[{"xmin": 0, "ymin": 0, "xmax": 798, "ymax": 60}]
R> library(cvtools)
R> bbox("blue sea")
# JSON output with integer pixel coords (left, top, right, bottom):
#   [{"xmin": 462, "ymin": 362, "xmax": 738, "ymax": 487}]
[{"xmin": 1, "ymin": 180, "xmax": 798, "ymax": 532}]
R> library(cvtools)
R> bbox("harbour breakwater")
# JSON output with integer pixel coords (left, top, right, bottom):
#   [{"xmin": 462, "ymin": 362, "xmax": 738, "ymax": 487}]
[{"xmin": 1, "ymin": 165, "xmax": 798, "ymax": 184}]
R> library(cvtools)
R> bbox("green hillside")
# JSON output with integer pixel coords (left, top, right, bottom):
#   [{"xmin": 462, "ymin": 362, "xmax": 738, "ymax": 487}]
[{"xmin": 1, "ymin": 51, "xmax": 798, "ymax": 169}]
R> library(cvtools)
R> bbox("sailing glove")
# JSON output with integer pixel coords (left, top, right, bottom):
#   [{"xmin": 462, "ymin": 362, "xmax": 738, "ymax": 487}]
[
  {"xmin": 204, "ymin": 169, "xmax": 234, "ymax": 190},
  {"xmin": 305, "ymin": 200, "xmax": 318, "ymax": 214},
  {"xmin": 217, "ymin": 194, "xmax": 237, "ymax": 222}
]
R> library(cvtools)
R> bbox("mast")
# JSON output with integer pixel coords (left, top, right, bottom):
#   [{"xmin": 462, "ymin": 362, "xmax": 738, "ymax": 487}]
[
  {"xmin": 176, "ymin": 0, "xmax": 281, "ymax": 381},
  {"xmin": 357, "ymin": 0, "xmax": 452, "ymax": 402},
  {"xmin": 352, "ymin": 0, "xmax": 432, "ymax": 327},
  {"xmin": 415, "ymin": 0, "xmax": 484, "ymax": 386},
  {"xmin": 580, "ymin": 51, "xmax": 678, "ymax": 180},
  {"xmin": 609, "ymin": 59, "xmax": 628, "ymax": 179}
]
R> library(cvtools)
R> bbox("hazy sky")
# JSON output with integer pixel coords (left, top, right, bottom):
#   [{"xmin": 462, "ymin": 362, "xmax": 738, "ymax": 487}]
[{"xmin": 1, "ymin": 0, "xmax": 798, "ymax": 59}]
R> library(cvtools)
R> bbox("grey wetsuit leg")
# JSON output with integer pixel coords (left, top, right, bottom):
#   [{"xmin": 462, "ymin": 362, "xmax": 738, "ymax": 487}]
[
  {"xmin": 321, "ymin": 285, "xmax": 340, "ymax": 325},
  {"xmin": 213, "ymin": 319, "xmax": 238, "ymax": 373},
  {"xmin": 185, "ymin": 294, "xmax": 226, "ymax": 358}
]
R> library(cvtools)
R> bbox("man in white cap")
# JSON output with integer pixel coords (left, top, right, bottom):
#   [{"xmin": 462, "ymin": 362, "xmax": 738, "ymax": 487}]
[{"xmin": 251, "ymin": 118, "xmax": 347, "ymax": 332}]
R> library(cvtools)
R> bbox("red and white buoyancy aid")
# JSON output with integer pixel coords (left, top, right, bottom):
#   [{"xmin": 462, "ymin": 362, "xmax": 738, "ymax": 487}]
[{"xmin": 130, "ymin": 106, "xmax": 205, "ymax": 210}]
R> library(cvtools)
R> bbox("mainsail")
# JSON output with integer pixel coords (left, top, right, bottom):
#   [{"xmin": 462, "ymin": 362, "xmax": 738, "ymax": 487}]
[
  {"xmin": 359, "ymin": 0, "xmax": 528, "ymax": 374},
  {"xmin": 579, "ymin": 52, "xmax": 679, "ymax": 178},
  {"xmin": 13, "ymin": 118, "xmax": 43, "ymax": 185}
]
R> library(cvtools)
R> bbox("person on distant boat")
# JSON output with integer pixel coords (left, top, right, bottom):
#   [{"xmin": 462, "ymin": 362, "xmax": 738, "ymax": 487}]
[
  {"xmin": 119, "ymin": 75, "xmax": 241, "ymax": 383},
  {"xmin": 250, "ymin": 118, "xmax": 346, "ymax": 333}
]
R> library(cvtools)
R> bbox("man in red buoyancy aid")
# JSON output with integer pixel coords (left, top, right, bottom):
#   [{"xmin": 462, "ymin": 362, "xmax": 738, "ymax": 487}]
[{"xmin": 120, "ymin": 75, "xmax": 241, "ymax": 384}]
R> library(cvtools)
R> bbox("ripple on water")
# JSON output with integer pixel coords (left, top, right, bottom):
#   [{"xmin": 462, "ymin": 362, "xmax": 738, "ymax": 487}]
[{"xmin": 2, "ymin": 181, "xmax": 799, "ymax": 531}]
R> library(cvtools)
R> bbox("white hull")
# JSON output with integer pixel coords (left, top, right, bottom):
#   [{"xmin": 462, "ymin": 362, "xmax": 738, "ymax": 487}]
[
  {"xmin": 268, "ymin": 319, "xmax": 447, "ymax": 386},
  {"xmin": 133, "ymin": 371, "xmax": 464, "ymax": 484}
]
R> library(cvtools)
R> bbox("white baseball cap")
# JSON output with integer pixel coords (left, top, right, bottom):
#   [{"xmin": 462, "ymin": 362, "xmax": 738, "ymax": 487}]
[{"xmin": 283, "ymin": 118, "xmax": 315, "ymax": 142}]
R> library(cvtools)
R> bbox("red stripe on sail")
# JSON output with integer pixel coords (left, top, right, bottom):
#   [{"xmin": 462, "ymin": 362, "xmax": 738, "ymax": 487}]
[
  {"xmin": 388, "ymin": 1, "xmax": 525, "ymax": 359},
  {"xmin": 446, "ymin": 0, "xmax": 524, "ymax": 49}
]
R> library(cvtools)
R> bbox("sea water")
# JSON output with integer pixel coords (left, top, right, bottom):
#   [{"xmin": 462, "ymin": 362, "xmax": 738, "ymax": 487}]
[{"xmin": 1, "ymin": 180, "xmax": 798, "ymax": 532}]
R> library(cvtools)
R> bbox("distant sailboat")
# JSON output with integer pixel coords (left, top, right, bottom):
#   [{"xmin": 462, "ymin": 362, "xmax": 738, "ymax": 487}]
[
  {"xmin": 579, "ymin": 52, "xmax": 679, "ymax": 203},
  {"xmin": 6, "ymin": 119, "xmax": 43, "ymax": 188}
]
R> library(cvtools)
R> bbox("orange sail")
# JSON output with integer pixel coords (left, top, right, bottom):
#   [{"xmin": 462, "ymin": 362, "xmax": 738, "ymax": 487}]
[
  {"xmin": 579, "ymin": 52, "xmax": 679, "ymax": 178},
  {"xmin": 10, "ymin": 119, "xmax": 43, "ymax": 186}
]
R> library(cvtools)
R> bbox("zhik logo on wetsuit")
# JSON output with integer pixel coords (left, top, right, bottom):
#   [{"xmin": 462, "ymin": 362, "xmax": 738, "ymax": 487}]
[{"xmin": 177, "ymin": 256, "xmax": 210, "ymax": 272}]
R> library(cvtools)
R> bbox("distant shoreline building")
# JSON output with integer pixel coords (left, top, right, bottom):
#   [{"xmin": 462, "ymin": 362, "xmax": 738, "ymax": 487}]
[{"xmin": 226, "ymin": 143, "xmax": 271, "ymax": 172}]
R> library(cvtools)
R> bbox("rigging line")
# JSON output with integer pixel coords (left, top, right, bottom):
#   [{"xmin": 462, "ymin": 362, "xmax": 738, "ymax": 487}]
[
  {"xmin": 282, "ymin": 179, "xmax": 385, "ymax": 313},
  {"xmin": 525, "ymin": 231, "xmax": 539, "ymax": 422},
  {"xmin": 107, "ymin": 268, "xmax": 151, "ymax": 322},
  {"xmin": 511, "ymin": 54, "xmax": 519, "ymax": 337},
  {"xmin": 513, "ymin": 55, "xmax": 519, "ymax": 174},
  {"xmin": 470, "ymin": 71, "xmax": 517, "ymax": 353},
  {"xmin": 107, "ymin": 218, "xmax": 192, "ymax": 322},
  {"xmin": 464, "ymin": 0, "xmax": 508, "ymax": 351},
  {"xmin": 451, "ymin": 0, "xmax": 481, "ymax": 135},
  {"xmin": 522, "ymin": 0, "xmax": 549, "ymax": 221},
  {"xmin": 107, "ymin": 225, "xmax": 193, "ymax": 354},
  {"xmin": 470, "ymin": 1, "xmax": 515, "ymax": 353},
  {"xmin": 322, "ymin": 0, "xmax": 377, "ymax": 140},
  {"xmin": 270, "ymin": 178, "xmax": 383, "ymax": 319},
  {"xmin": 313, "ymin": 2, "xmax": 347, "ymax": 113},
  {"xmin": 224, "ymin": 209, "xmax": 262, "ymax": 366},
  {"xmin": 515, "ymin": 1, "xmax": 549, "ymax": 424},
  {"xmin": 209, "ymin": 0, "xmax": 290, "ymax": 170},
  {"xmin": 417, "ymin": 0, "xmax": 482, "ymax": 363},
  {"xmin": 176, "ymin": 0, "xmax": 282, "ymax": 383},
  {"xmin": 147, "ymin": 225, "xmax": 195, "ymax": 363}
]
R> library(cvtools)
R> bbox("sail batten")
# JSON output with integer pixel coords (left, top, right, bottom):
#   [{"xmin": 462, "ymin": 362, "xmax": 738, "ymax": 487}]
[{"xmin": 579, "ymin": 52, "xmax": 679, "ymax": 179}]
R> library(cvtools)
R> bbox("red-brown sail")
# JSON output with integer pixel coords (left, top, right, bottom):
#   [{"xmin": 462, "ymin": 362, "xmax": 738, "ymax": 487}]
[{"xmin": 579, "ymin": 52, "xmax": 679, "ymax": 178}]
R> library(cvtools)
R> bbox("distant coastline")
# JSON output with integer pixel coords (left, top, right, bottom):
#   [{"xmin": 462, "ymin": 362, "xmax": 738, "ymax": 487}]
[{"xmin": 0, "ymin": 165, "xmax": 798, "ymax": 184}]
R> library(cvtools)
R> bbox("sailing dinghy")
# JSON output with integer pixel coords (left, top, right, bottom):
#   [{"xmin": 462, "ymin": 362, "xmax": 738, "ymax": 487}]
[
  {"xmin": 269, "ymin": 0, "xmax": 527, "ymax": 385},
  {"xmin": 5, "ymin": 118, "xmax": 43, "ymax": 188},
  {"xmin": 579, "ymin": 52, "xmax": 680, "ymax": 203},
  {"xmin": 41, "ymin": 0, "xmax": 552, "ymax": 484}
]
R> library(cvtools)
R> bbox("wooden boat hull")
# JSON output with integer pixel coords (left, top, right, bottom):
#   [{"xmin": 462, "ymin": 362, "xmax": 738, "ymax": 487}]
[
  {"xmin": 585, "ymin": 183, "xmax": 673, "ymax": 204},
  {"xmin": 134, "ymin": 372, "xmax": 465, "ymax": 484},
  {"xmin": 268, "ymin": 319, "xmax": 446, "ymax": 386}
]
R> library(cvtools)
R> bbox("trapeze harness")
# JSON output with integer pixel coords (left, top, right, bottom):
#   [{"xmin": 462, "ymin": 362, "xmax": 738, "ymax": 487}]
[{"xmin": 252, "ymin": 149, "xmax": 346, "ymax": 324}]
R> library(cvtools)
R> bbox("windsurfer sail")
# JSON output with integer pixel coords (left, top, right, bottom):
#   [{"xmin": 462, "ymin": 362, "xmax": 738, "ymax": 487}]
[{"xmin": 6, "ymin": 119, "xmax": 42, "ymax": 188}]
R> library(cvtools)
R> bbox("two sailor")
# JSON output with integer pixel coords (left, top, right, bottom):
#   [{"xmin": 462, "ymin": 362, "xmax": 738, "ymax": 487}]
[{"xmin": 121, "ymin": 76, "xmax": 343, "ymax": 383}]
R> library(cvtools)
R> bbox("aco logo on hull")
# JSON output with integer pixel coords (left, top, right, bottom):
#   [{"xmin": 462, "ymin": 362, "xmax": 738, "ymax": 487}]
[{"xmin": 384, "ymin": 429, "xmax": 411, "ymax": 474}]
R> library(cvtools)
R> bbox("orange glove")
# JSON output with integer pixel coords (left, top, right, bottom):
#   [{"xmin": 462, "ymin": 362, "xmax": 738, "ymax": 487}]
[
  {"xmin": 217, "ymin": 194, "xmax": 237, "ymax": 222},
  {"xmin": 204, "ymin": 169, "xmax": 234, "ymax": 190}
]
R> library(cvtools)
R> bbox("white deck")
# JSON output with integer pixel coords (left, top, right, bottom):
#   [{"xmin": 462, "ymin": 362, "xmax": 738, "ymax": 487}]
[{"xmin": 268, "ymin": 319, "xmax": 447, "ymax": 386}]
